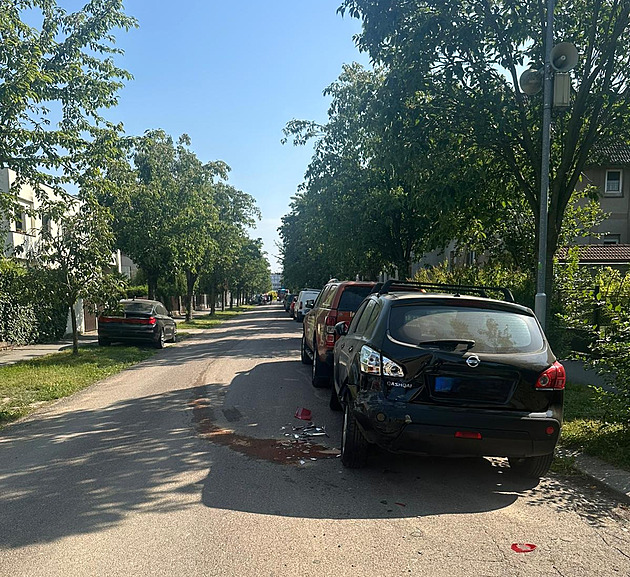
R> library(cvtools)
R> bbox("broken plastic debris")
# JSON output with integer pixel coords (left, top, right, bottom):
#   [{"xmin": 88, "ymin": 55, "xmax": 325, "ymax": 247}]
[
  {"xmin": 295, "ymin": 407, "xmax": 312, "ymax": 421},
  {"xmin": 511, "ymin": 543, "xmax": 537, "ymax": 553},
  {"xmin": 395, "ymin": 502, "xmax": 406, "ymax": 507},
  {"xmin": 299, "ymin": 459, "xmax": 306, "ymax": 465}
]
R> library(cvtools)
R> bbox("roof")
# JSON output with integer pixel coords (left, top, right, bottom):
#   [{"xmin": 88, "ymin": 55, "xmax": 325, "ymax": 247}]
[
  {"xmin": 556, "ymin": 244, "xmax": 630, "ymax": 264},
  {"xmin": 587, "ymin": 143, "xmax": 630, "ymax": 167}
]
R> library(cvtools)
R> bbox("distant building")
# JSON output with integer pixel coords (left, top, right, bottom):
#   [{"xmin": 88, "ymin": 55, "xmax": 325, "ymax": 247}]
[{"xmin": 270, "ymin": 273, "xmax": 282, "ymax": 291}]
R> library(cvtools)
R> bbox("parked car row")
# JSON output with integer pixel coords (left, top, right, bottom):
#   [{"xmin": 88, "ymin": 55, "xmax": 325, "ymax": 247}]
[
  {"xmin": 283, "ymin": 289, "xmax": 321, "ymax": 321},
  {"xmin": 295, "ymin": 279, "xmax": 565, "ymax": 478}
]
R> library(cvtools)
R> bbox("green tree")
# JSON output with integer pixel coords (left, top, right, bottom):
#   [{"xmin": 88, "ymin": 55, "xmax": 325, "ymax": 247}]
[
  {"xmin": 27, "ymin": 193, "xmax": 125, "ymax": 354},
  {"xmin": 100, "ymin": 130, "xmax": 177, "ymax": 299},
  {"xmin": 0, "ymin": 0, "xmax": 135, "ymax": 196},
  {"xmin": 339, "ymin": 0, "xmax": 630, "ymax": 321}
]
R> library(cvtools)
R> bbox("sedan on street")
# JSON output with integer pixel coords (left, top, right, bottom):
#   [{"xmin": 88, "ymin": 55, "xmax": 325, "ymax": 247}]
[{"xmin": 98, "ymin": 299, "xmax": 177, "ymax": 348}]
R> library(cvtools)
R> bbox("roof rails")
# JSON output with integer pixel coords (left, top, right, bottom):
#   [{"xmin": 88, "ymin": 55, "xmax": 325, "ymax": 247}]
[{"xmin": 375, "ymin": 280, "xmax": 515, "ymax": 303}]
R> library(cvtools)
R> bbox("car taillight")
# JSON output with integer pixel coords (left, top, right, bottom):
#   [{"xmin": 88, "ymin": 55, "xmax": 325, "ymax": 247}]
[
  {"xmin": 360, "ymin": 346, "xmax": 404, "ymax": 377},
  {"xmin": 99, "ymin": 316, "xmax": 117, "ymax": 323},
  {"xmin": 126, "ymin": 317, "xmax": 157, "ymax": 325},
  {"xmin": 325, "ymin": 314, "xmax": 337, "ymax": 346},
  {"xmin": 536, "ymin": 361, "xmax": 566, "ymax": 390}
]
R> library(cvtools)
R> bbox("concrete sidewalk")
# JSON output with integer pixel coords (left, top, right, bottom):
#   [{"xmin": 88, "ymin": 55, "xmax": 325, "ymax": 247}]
[{"xmin": 0, "ymin": 332, "xmax": 99, "ymax": 366}]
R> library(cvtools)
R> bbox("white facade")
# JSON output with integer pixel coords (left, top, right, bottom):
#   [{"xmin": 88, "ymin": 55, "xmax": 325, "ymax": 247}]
[{"xmin": 1, "ymin": 168, "xmax": 66, "ymax": 258}]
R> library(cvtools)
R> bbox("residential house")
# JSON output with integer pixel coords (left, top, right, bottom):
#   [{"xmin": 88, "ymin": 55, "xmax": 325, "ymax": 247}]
[
  {"xmin": 0, "ymin": 168, "xmax": 98, "ymax": 334},
  {"xmin": 578, "ymin": 142, "xmax": 630, "ymax": 246}
]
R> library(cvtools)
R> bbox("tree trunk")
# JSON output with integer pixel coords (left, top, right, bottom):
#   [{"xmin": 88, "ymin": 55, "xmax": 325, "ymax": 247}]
[
  {"xmin": 147, "ymin": 273, "xmax": 158, "ymax": 300},
  {"xmin": 70, "ymin": 303, "xmax": 79, "ymax": 355},
  {"xmin": 210, "ymin": 286, "xmax": 216, "ymax": 315},
  {"xmin": 221, "ymin": 289, "xmax": 226, "ymax": 312},
  {"xmin": 185, "ymin": 270, "xmax": 197, "ymax": 322}
]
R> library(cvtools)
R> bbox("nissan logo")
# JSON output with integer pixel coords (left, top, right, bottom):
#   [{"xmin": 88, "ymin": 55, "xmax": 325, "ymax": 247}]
[{"xmin": 466, "ymin": 355, "xmax": 481, "ymax": 368}]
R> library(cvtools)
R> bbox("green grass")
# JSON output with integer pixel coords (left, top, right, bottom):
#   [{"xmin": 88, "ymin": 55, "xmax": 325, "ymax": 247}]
[
  {"xmin": 177, "ymin": 306, "xmax": 253, "ymax": 330},
  {"xmin": 0, "ymin": 307, "xmax": 252, "ymax": 428},
  {"xmin": 0, "ymin": 346, "xmax": 155, "ymax": 427},
  {"xmin": 560, "ymin": 382, "xmax": 630, "ymax": 471}
]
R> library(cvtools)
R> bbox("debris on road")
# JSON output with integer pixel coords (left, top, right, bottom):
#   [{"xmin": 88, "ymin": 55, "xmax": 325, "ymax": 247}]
[
  {"xmin": 285, "ymin": 423, "xmax": 329, "ymax": 440},
  {"xmin": 295, "ymin": 407, "xmax": 312, "ymax": 420},
  {"xmin": 511, "ymin": 543, "xmax": 537, "ymax": 553}
]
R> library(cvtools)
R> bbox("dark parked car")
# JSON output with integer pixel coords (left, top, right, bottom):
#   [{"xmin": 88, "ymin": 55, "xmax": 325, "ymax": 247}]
[
  {"xmin": 98, "ymin": 299, "xmax": 177, "ymax": 349},
  {"xmin": 332, "ymin": 281, "xmax": 565, "ymax": 478},
  {"xmin": 301, "ymin": 280, "xmax": 376, "ymax": 387},
  {"xmin": 284, "ymin": 294, "xmax": 296, "ymax": 313},
  {"xmin": 289, "ymin": 295, "xmax": 298, "ymax": 318}
]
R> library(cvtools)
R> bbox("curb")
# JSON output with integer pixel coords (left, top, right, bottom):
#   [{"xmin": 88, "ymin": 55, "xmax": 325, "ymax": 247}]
[
  {"xmin": 573, "ymin": 453, "xmax": 630, "ymax": 500},
  {"xmin": 558, "ymin": 448, "xmax": 630, "ymax": 500}
]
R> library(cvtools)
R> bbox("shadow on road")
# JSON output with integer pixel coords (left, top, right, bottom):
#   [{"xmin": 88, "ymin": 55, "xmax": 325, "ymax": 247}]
[{"xmin": 1, "ymin": 306, "xmax": 624, "ymax": 551}]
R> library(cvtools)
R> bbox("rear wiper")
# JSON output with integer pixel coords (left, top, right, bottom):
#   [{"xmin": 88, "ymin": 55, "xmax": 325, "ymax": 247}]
[{"xmin": 417, "ymin": 339, "xmax": 475, "ymax": 351}]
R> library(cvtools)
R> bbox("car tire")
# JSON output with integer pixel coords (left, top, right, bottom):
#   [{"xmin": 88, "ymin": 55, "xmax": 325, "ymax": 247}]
[
  {"xmin": 301, "ymin": 334, "xmax": 312, "ymax": 364},
  {"xmin": 341, "ymin": 401, "xmax": 368, "ymax": 468},
  {"xmin": 98, "ymin": 337, "xmax": 110, "ymax": 346},
  {"xmin": 311, "ymin": 347, "xmax": 329, "ymax": 388},
  {"xmin": 329, "ymin": 383, "xmax": 342, "ymax": 411},
  {"xmin": 155, "ymin": 328, "xmax": 166, "ymax": 349},
  {"xmin": 508, "ymin": 453, "xmax": 554, "ymax": 478}
]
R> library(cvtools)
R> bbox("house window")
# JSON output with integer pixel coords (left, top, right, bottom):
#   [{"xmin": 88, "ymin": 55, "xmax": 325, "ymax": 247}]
[
  {"xmin": 14, "ymin": 208, "xmax": 27, "ymax": 232},
  {"xmin": 603, "ymin": 234, "xmax": 621, "ymax": 245},
  {"xmin": 42, "ymin": 215, "xmax": 52, "ymax": 234},
  {"xmin": 605, "ymin": 170, "xmax": 622, "ymax": 196}
]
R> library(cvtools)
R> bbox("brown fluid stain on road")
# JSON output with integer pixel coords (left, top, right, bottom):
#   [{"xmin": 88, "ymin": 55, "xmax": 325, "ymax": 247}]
[{"xmin": 189, "ymin": 390, "xmax": 340, "ymax": 465}]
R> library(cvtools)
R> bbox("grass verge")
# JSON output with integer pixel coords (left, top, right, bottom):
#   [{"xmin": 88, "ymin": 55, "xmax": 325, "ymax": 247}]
[
  {"xmin": 0, "ymin": 346, "xmax": 155, "ymax": 427},
  {"xmin": 177, "ymin": 306, "xmax": 253, "ymax": 330},
  {"xmin": 559, "ymin": 382, "xmax": 630, "ymax": 472}
]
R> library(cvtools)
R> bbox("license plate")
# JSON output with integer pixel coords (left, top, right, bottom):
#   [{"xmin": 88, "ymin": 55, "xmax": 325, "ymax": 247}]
[{"xmin": 434, "ymin": 377, "xmax": 457, "ymax": 393}]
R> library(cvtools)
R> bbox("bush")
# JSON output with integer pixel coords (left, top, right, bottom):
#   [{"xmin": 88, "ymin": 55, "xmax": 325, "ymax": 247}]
[
  {"xmin": 0, "ymin": 259, "xmax": 68, "ymax": 345},
  {"xmin": 0, "ymin": 259, "xmax": 39, "ymax": 344},
  {"xmin": 125, "ymin": 284, "xmax": 148, "ymax": 299},
  {"xmin": 558, "ymin": 260, "xmax": 630, "ymax": 429},
  {"xmin": 413, "ymin": 262, "xmax": 534, "ymax": 307}
]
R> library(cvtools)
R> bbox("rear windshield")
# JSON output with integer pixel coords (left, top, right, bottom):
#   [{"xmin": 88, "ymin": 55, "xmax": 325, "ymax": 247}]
[
  {"xmin": 337, "ymin": 286, "xmax": 374, "ymax": 311},
  {"xmin": 388, "ymin": 305, "xmax": 544, "ymax": 354},
  {"xmin": 124, "ymin": 302, "xmax": 154, "ymax": 314}
]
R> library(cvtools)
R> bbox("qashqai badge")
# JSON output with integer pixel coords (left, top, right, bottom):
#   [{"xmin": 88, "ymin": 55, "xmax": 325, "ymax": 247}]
[{"xmin": 466, "ymin": 355, "xmax": 481, "ymax": 368}]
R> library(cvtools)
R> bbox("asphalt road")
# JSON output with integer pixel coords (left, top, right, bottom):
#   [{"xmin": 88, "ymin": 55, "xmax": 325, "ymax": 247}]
[{"xmin": 0, "ymin": 304, "xmax": 629, "ymax": 577}]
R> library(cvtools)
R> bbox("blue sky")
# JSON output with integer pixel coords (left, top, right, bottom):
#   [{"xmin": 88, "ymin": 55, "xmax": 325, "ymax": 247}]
[{"xmin": 109, "ymin": 1, "xmax": 370, "ymax": 271}]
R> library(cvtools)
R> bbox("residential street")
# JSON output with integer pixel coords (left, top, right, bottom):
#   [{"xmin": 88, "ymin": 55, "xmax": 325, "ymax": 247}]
[{"xmin": 0, "ymin": 305, "xmax": 629, "ymax": 577}]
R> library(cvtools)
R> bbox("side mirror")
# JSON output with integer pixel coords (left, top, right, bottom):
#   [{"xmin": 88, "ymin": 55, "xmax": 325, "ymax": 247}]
[
  {"xmin": 306, "ymin": 299, "xmax": 315, "ymax": 308},
  {"xmin": 334, "ymin": 321, "xmax": 348, "ymax": 337}
]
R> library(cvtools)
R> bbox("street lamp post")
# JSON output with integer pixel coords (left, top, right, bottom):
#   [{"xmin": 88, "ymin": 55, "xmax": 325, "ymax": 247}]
[{"xmin": 534, "ymin": 0, "xmax": 555, "ymax": 331}]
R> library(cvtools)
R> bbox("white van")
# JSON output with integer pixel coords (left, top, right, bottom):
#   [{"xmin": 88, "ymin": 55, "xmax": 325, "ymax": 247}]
[{"xmin": 295, "ymin": 289, "xmax": 320, "ymax": 322}]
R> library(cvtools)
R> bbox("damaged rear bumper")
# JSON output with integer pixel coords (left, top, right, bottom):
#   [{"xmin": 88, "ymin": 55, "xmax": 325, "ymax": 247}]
[{"xmin": 352, "ymin": 395, "xmax": 561, "ymax": 458}]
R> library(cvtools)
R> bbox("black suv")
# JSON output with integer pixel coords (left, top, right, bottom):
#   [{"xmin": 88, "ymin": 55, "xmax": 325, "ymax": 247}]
[{"xmin": 332, "ymin": 281, "xmax": 565, "ymax": 478}]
